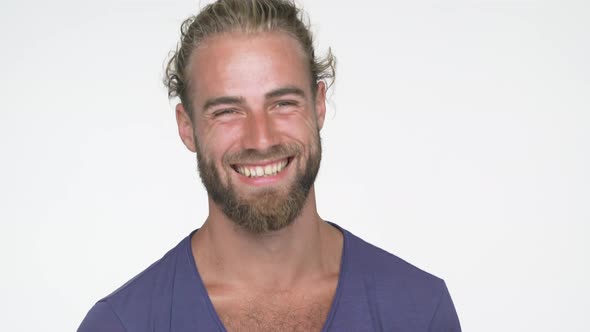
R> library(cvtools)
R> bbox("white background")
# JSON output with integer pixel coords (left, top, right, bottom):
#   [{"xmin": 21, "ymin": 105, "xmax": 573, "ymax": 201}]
[{"xmin": 1, "ymin": 0, "xmax": 589, "ymax": 331}]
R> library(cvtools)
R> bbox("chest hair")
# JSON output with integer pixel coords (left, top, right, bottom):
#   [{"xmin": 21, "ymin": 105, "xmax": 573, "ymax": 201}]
[{"xmin": 215, "ymin": 291, "xmax": 334, "ymax": 332}]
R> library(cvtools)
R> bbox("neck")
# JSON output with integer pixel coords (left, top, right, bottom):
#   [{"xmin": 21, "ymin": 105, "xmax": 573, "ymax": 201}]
[{"xmin": 192, "ymin": 187, "xmax": 342, "ymax": 291}]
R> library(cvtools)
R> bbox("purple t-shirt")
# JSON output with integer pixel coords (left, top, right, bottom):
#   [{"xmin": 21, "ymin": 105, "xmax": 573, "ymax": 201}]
[{"xmin": 78, "ymin": 224, "xmax": 461, "ymax": 331}]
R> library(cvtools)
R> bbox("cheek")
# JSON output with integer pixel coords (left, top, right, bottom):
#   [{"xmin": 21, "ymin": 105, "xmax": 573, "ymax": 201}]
[
  {"xmin": 197, "ymin": 122, "xmax": 243, "ymax": 162},
  {"xmin": 274, "ymin": 113, "xmax": 318, "ymax": 143}
]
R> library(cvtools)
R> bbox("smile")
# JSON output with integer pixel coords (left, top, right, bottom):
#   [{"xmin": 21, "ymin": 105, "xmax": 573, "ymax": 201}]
[{"xmin": 232, "ymin": 158, "xmax": 291, "ymax": 178}]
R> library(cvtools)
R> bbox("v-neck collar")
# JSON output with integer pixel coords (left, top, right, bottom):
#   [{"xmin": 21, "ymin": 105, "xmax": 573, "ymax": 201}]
[{"xmin": 184, "ymin": 222, "xmax": 349, "ymax": 332}]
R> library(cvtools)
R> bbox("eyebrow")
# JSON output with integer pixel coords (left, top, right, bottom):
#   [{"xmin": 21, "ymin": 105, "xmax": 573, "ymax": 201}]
[
  {"xmin": 265, "ymin": 86, "xmax": 306, "ymax": 99},
  {"xmin": 202, "ymin": 86, "xmax": 306, "ymax": 112}
]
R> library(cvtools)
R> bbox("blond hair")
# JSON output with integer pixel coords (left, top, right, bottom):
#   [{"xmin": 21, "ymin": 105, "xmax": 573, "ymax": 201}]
[{"xmin": 163, "ymin": 0, "xmax": 335, "ymax": 115}]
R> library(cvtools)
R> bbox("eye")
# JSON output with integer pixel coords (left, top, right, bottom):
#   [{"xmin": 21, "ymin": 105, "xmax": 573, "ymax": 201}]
[
  {"xmin": 212, "ymin": 109, "xmax": 237, "ymax": 117},
  {"xmin": 275, "ymin": 100, "xmax": 298, "ymax": 109}
]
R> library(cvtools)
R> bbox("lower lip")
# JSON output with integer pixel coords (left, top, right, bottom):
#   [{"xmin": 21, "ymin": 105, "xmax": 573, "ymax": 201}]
[{"xmin": 234, "ymin": 161, "xmax": 292, "ymax": 186}]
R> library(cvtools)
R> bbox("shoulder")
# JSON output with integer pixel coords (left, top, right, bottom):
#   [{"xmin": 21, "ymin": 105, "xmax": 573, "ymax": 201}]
[
  {"xmin": 342, "ymin": 227, "xmax": 443, "ymax": 289},
  {"xmin": 107, "ymin": 237, "xmax": 185, "ymax": 301},
  {"xmin": 78, "ymin": 301, "xmax": 126, "ymax": 332},
  {"xmin": 78, "ymin": 234, "xmax": 192, "ymax": 332},
  {"xmin": 338, "ymin": 227, "xmax": 461, "ymax": 330}
]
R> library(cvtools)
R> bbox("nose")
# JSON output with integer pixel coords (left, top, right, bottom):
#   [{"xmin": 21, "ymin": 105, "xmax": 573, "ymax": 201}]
[{"xmin": 242, "ymin": 111, "xmax": 279, "ymax": 151}]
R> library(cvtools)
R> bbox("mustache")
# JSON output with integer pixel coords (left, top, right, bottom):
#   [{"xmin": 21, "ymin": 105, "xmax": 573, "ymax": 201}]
[{"xmin": 224, "ymin": 144, "xmax": 301, "ymax": 165}]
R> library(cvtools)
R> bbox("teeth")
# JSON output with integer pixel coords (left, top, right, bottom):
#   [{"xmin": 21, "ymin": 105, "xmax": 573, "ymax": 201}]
[
  {"xmin": 264, "ymin": 164, "xmax": 273, "ymax": 175},
  {"xmin": 236, "ymin": 159, "xmax": 289, "ymax": 178}
]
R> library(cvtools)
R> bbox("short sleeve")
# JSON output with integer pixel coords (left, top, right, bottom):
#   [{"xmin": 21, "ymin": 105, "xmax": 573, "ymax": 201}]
[
  {"xmin": 428, "ymin": 282, "xmax": 462, "ymax": 332},
  {"xmin": 77, "ymin": 301, "xmax": 127, "ymax": 332}
]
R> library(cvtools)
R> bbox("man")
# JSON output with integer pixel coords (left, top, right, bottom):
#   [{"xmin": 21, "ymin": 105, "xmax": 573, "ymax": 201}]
[{"xmin": 79, "ymin": 0, "xmax": 461, "ymax": 331}]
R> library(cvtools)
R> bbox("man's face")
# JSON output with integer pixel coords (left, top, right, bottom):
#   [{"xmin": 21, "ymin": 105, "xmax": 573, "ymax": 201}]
[{"xmin": 176, "ymin": 31, "xmax": 326, "ymax": 233}]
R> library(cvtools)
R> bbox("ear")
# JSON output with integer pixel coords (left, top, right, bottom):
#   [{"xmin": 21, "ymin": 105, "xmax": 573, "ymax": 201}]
[
  {"xmin": 175, "ymin": 103, "xmax": 197, "ymax": 152},
  {"xmin": 314, "ymin": 81, "xmax": 327, "ymax": 130}
]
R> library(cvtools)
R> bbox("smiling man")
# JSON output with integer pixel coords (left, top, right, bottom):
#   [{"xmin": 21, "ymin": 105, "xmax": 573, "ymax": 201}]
[{"xmin": 78, "ymin": 1, "xmax": 461, "ymax": 331}]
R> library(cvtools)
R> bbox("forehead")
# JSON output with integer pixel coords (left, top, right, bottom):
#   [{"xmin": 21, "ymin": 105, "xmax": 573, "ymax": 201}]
[{"xmin": 187, "ymin": 31, "xmax": 312, "ymax": 107}]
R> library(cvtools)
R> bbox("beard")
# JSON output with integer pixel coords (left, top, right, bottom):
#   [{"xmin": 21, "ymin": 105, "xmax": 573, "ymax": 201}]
[{"xmin": 195, "ymin": 133, "xmax": 322, "ymax": 234}]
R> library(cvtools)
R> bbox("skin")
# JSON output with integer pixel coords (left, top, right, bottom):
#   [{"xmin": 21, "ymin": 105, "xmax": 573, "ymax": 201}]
[{"xmin": 175, "ymin": 31, "xmax": 343, "ymax": 330}]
